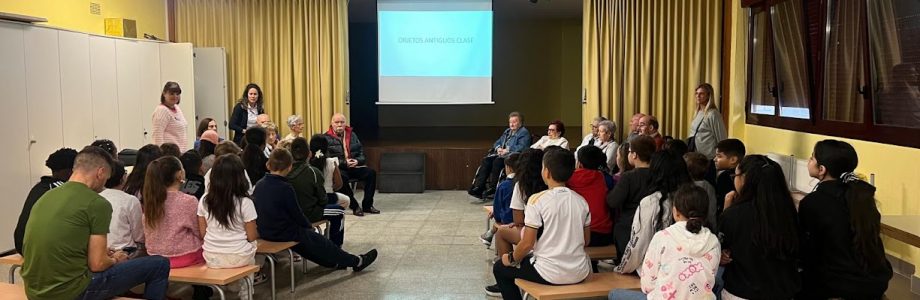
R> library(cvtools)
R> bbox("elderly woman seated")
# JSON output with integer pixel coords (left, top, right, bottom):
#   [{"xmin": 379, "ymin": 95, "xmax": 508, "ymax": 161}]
[
  {"xmin": 468, "ymin": 111, "xmax": 532, "ymax": 199},
  {"xmin": 531, "ymin": 120, "xmax": 569, "ymax": 150},
  {"xmin": 283, "ymin": 115, "xmax": 305, "ymax": 143}
]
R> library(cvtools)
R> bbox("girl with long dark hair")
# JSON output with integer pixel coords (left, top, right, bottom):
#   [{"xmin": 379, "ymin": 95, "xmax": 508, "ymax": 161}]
[
  {"xmin": 486, "ymin": 148, "xmax": 547, "ymax": 296},
  {"xmin": 123, "ymin": 144, "xmax": 163, "ymax": 200},
  {"xmin": 198, "ymin": 154, "xmax": 259, "ymax": 300},
  {"xmin": 615, "ymin": 151, "xmax": 692, "ymax": 273},
  {"xmin": 797, "ymin": 140, "xmax": 892, "ymax": 298},
  {"xmin": 719, "ymin": 155, "xmax": 800, "ymax": 299},
  {"xmin": 142, "ymin": 156, "xmax": 204, "ymax": 267},
  {"xmin": 241, "ymin": 127, "xmax": 269, "ymax": 183}
]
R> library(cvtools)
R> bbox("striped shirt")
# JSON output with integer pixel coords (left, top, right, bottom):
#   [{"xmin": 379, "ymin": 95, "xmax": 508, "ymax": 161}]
[{"xmin": 152, "ymin": 104, "xmax": 188, "ymax": 152}]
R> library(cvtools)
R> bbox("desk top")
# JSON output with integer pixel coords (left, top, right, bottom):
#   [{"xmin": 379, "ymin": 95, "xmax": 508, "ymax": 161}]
[{"xmin": 881, "ymin": 215, "xmax": 920, "ymax": 248}]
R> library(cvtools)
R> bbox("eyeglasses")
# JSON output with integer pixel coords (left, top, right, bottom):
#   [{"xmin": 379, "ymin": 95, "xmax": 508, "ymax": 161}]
[{"xmin": 547, "ymin": 128, "xmax": 557, "ymax": 132}]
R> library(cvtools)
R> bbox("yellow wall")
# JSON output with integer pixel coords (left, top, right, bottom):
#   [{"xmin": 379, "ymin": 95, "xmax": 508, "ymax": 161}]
[
  {"xmin": 727, "ymin": 0, "xmax": 920, "ymax": 273},
  {"xmin": 0, "ymin": 0, "xmax": 166, "ymax": 38}
]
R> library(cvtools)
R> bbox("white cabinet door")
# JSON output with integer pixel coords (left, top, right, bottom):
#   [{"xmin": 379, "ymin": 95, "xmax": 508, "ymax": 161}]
[
  {"xmin": 115, "ymin": 40, "xmax": 145, "ymax": 150},
  {"xmin": 193, "ymin": 47, "xmax": 230, "ymax": 141},
  {"xmin": 24, "ymin": 26, "xmax": 65, "ymax": 182},
  {"xmin": 138, "ymin": 42, "xmax": 161, "ymax": 145},
  {"xmin": 159, "ymin": 43, "xmax": 196, "ymax": 150},
  {"xmin": 0, "ymin": 22, "xmax": 35, "ymax": 251},
  {"xmin": 59, "ymin": 31, "xmax": 95, "ymax": 149},
  {"xmin": 89, "ymin": 36, "xmax": 120, "ymax": 144}
]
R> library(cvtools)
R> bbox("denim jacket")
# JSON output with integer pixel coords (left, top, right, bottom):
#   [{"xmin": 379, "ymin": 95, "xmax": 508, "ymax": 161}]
[{"xmin": 492, "ymin": 127, "xmax": 531, "ymax": 157}]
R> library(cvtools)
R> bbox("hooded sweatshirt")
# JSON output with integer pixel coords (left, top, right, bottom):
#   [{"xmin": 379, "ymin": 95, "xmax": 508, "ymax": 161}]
[
  {"xmin": 567, "ymin": 169, "xmax": 612, "ymax": 234},
  {"xmin": 640, "ymin": 221, "xmax": 721, "ymax": 300}
]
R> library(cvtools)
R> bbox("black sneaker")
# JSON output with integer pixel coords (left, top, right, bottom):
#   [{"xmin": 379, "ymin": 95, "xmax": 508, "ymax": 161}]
[
  {"xmin": 353, "ymin": 249, "xmax": 378, "ymax": 272},
  {"xmin": 482, "ymin": 187, "xmax": 496, "ymax": 199},
  {"xmin": 468, "ymin": 186, "xmax": 484, "ymax": 198},
  {"xmin": 484, "ymin": 284, "xmax": 501, "ymax": 297}
]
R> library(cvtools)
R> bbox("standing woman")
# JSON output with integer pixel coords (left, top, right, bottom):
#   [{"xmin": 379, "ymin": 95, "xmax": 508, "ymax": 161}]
[
  {"xmin": 229, "ymin": 83, "xmax": 265, "ymax": 145},
  {"xmin": 687, "ymin": 83, "xmax": 727, "ymax": 159},
  {"xmin": 152, "ymin": 81, "xmax": 189, "ymax": 152}
]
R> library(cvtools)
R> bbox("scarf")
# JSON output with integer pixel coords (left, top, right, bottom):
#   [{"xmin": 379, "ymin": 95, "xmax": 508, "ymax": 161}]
[{"xmin": 326, "ymin": 126, "xmax": 353, "ymax": 159}]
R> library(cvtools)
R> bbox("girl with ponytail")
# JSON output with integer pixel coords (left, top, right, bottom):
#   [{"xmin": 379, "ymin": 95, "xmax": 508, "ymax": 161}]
[
  {"xmin": 608, "ymin": 184, "xmax": 721, "ymax": 299},
  {"xmin": 798, "ymin": 140, "xmax": 892, "ymax": 298}
]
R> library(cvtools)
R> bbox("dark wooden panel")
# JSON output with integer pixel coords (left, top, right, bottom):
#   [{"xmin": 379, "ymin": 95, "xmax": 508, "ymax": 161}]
[{"xmin": 365, "ymin": 145, "xmax": 489, "ymax": 190}]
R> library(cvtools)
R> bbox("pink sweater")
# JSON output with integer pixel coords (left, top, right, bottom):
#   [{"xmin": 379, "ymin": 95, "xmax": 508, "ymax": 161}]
[
  {"xmin": 144, "ymin": 191, "xmax": 202, "ymax": 257},
  {"xmin": 641, "ymin": 221, "xmax": 721, "ymax": 299},
  {"xmin": 152, "ymin": 104, "xmax": 188, "ymax": 152}
]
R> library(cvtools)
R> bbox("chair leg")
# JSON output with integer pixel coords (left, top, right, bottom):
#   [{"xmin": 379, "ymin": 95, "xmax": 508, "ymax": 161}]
[
  {"xmin": 265, "ymin": 254, "xmax": 277, "ymax": 300},
  {"xmin": 9, "ymin": 265, "xmax": 18, "ymax": 284},
  {"xmin": 287, "ymin": 249, "xmax": 295, "ymax": 294},
  {"xmin": 210, "ymin": 284, "xmax": 227, "ymax": 300}
]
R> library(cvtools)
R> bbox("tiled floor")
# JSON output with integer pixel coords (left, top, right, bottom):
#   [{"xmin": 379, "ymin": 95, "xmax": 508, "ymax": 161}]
[
  {"xmin": 248, "ymin": 190, "xmax": 497, "ymax": 299},
  {"xmin": 3, "ymin": 190, "xmax": 918, "ymax": 299}
]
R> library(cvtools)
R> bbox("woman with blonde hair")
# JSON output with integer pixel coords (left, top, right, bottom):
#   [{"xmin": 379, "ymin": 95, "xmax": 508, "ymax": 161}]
[{"xmin": 687, "ymin": 83, "xmax": 727, "ymax": 159}]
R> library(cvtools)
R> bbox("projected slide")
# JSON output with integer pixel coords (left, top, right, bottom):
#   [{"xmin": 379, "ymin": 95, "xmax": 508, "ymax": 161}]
[{"xmin": 378, "ymin": 0, "xmax": 493, "ymax": 104}]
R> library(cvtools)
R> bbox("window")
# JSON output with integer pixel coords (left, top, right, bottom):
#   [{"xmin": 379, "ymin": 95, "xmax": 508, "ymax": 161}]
[
  {"xmin": 745, "ymin": 0, "xmax": 920, "ymax": 149},
  {"xmin": 868, "ymin": 0, "xmax": 920, "ymax": 129},
  {"xmin": 771, "ymin": 0, "xmax": 811, "ymax": 119},
  {"xmin": 823, "ymin": 0, "xmax": 865, "ymax": 123}
]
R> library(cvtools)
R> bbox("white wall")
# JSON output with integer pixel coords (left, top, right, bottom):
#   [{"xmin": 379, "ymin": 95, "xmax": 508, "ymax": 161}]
[{"xmin": 0, "ymin": 20, "xmax": 195, "ymax": 251}]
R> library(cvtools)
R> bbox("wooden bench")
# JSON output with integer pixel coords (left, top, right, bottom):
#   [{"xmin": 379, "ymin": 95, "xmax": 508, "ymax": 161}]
[
  {"xmin": 0, "ymin": 282, "xmax": 140, "ymax": 300},
  {"xmin": 0, "ymin": 282, "xmax": 26, "ymax": 300},
  {"xmin": 515, "ymin": 272, "xmax": 641, "ymax": 300},
  {"xmin": 0, "ymin": 254, "xmax": 23, "ymax": 284},
  {"xmin": 256, "ymin": 240, "xmax": 298, "ymax": 300},
  {"xmin": 585, "ymin": 245, "xmax": 617, "ymax": 260},
  {"xmin": 881, "ymin": 215, "xmax": 920, "ymax": 248},
  {"xmin": 169, "ymin": 264, "xmax": 260, "ymax": 300}
]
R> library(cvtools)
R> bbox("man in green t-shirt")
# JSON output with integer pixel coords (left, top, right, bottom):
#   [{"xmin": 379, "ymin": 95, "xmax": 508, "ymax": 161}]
[{"xmin": 22, "ymin": 146, "xmax": 170, "ymax": 300}]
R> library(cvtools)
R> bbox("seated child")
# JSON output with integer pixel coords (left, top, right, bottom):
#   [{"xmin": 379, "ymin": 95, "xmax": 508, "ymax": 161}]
[
  {"xmin": 719, "ymin": 155, "xmax": 800, "ymax": 299},
  {"xmin": 608, "ymin": 184, "xmax": 720, "ymax": 299},
  {"xmin": 797, "ymin": 140, "xmax": 892, "ymax": 298},
  {"xmin": 490, "ymin": 147, "xmax": 591, "ymax": 300},
  {"xmin": 684, "ymin": 152, "xmax": 718, "ymax": 228},
  {"xmin": 480, "ymin": 153, "xmax": 520, "ymax": 247},
  {"xmin": 713, "ymin": 138, "xmax": 745, "ymax": 215},
  {"xmin": 180, "ymin": 150, "xmax": 206, "ymax": 199},
  {"xmin": 252, "ymin": 148, "xmax": 378, "ymax": 271},
  {"xmin": 569, "ymin": 145, "xmax": 613, "ymax": 247},
  {"xmin": 198, "ymin": 154, "xmax": 259, "ymax": 300},
  {"xmin": 99, "ymin": 160, "xmax": 145, "ymax": 257}
]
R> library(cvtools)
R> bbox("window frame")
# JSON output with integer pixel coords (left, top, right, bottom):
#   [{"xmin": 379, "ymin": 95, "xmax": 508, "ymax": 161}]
[{"xmin": 744, "ymin": 0, "xmax": 920, "ymax": 149}]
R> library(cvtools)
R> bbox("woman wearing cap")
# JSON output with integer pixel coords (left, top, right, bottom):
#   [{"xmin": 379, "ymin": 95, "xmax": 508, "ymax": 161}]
[{"xmin": 152, "ymin": 81, "xmax": 189, "ymax": 152}]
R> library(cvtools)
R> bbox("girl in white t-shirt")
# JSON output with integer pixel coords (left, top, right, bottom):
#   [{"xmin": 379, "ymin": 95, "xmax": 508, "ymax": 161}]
[{"xmin": 197, "ymin": 154, "xmax": 259, "ymax": 300}]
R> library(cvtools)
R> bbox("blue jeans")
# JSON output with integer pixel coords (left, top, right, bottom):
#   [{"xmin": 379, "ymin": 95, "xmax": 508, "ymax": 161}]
[
  {"xmin": 78, "ymin": 255, "xmax": 170, "ymax": 300},
  {"xmin": 608, "ymin": 289, "xmax": 646, "ymax": 300}
]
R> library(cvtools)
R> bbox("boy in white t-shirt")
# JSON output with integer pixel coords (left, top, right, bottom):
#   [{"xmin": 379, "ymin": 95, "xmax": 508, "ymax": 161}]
[
  {"xmin": 489, "ymin": 147, "xmax": 592, "ymax": 299},
  {"xmin": 98, "ymin": 160, "xmax": 145, "ymax": 257}
]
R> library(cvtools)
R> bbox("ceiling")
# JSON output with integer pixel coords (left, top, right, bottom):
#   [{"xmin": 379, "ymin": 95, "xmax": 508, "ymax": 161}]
[{"xmin": 348, "ymin": 0, "xmax": 583, "ymax": 22}]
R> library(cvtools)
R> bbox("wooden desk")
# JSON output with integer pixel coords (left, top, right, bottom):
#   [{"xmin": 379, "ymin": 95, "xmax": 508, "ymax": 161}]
[{"xmin": 881, "ymin": 215, "xmax": 920, "ymax": 248}]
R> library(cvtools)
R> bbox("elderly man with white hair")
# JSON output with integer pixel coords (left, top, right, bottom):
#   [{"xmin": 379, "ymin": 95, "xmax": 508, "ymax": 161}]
[{"xmin": 325, "ymin": 113, "xmax": 379, "ymax": 216}]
